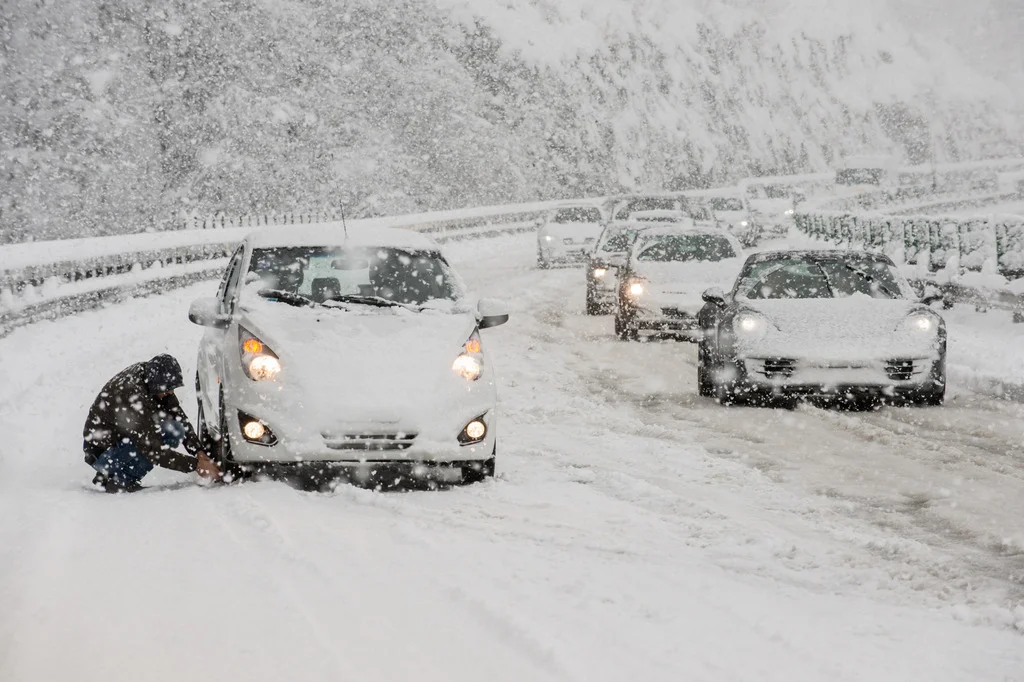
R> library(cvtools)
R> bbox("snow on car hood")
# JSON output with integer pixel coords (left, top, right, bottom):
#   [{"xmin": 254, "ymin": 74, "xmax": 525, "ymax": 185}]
[
  {"xmin": 735, "ymin": 295, "xmax": 940, "ymax": 360},
  {"xmin": 239, "ymin": 298, "xmax": 477, "ymax": 424},
  {"xmin": 633, "ymin": 259, "xmax": 743, "ymax": 311}
]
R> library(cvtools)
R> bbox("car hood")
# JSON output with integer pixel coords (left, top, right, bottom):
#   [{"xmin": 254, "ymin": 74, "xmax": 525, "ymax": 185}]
[
  {"xmin": 634, "ymin": 260, "xmax": 742, "ymax": 309},
  {"xmin": 737, "ymin": 296, "xmax": 940, "ymax": 360},
  {"xmin": 239, "ymin": 299, "xmax": 477, "ymax": 423}
]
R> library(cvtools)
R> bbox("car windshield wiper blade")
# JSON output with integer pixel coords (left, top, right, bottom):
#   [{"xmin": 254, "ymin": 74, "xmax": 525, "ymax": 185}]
[
  {"xmin": 839, "ymin": 263, "xmax": 899, "ymax": 298},
  {"xmin": 322, "ymin": 294, "xmax": 406, "ymax": 309},
  {"xmin": 257, "ymin": 289, "xmax": 317, "ymax": 307}
]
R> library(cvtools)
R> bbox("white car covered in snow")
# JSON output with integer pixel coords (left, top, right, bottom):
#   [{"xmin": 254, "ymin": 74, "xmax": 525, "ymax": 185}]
[
  {"xmin": 706, "ymin": 194, "xmax": 760, "ymax": 247},
  {"xmin": 187, "ymin": 225, "xmax": 509, "ymax": 484},
  {"xmin": 696, "ymin": 250, "xmax": 946, "ymax": 406},
  {"xmin": 536, "ymin": 203, "xmax": 605, "ymax": 267},
  {"xmin": 615, "ymin": 226, "xmax": 743, "ymax": 340}
]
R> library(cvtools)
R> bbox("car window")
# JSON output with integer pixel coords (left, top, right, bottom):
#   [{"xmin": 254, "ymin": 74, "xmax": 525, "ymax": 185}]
[
  {"xmin": 736, "ymin": 257, "xmax": 904, "ymax": 299},
  {"xmin": 817, "ymin": 259, "xmax": 903, "ymax": 298},
  {"xmin": 613, "ymin": 198, "xmax": 679, "ymax": 221},
  {"xmin": 636, "ymin": 234, "xmax": 736, "ymax": 262},
  {"xmin": 709, "ymin": 198, "xmax": 744, "ymax": 211},
  {"xmin": 597, "ymin": 226, "xmax": 636, "ymax": 253},
  {"xmin": 247, "ymin": 246, "xmax": 466, "ymax": 306},
  {"xmin": 553, "ymin": 207, "xmax": 602, "ymax": 223}
]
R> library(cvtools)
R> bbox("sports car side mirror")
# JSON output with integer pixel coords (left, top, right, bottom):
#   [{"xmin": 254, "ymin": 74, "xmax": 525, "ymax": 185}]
[
  {"xmin": 188, "ymin": 297, "xmax": 231, "ymax": 329},
  {"xmin": 702, "ymin": 287, "xmax": 727, "ymax": 307},
  {"xmin": 478, "ymin": 298, "xmax": 509, "ymax": 329}
]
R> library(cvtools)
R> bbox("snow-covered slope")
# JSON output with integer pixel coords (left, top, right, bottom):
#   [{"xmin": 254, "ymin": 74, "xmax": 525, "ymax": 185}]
[{"xmin": 1, "ymin": 0, "xmax": 1020, "ymax": 242}]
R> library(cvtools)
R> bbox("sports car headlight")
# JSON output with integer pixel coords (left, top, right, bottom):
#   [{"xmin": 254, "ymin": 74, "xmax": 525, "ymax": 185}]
[
  {"xmin": 900, "ymin": 312, "xmax": 939, "ymax": 334},
  {"xmin": 733, "ymin": 311, "xmax": 769, "ymax": 340},
  {"xmin": 452, "ymin": 331, "xmax": 484, "ymax": 381},
  {"xmin": 628, "ymin": 280, "xmax": 645, "ymax": 297},
  {"xmin": 592, "ymin": 267, "xmax": 608, "ymax": 278},
  {"xmin": 240, "ymin": 328, "xmax": 281, "ymax": 381}
]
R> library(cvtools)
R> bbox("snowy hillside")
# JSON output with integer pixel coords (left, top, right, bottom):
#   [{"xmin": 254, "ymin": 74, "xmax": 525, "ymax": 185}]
[{"xmin": 1, "ymin": 0, "xmax": 1021, "ymax": 242}]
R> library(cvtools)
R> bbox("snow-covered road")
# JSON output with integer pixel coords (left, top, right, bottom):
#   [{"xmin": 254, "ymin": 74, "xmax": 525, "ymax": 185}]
[{"xmin": 1, "ymin": 233, "xmax": 1023, "ymax": 681}]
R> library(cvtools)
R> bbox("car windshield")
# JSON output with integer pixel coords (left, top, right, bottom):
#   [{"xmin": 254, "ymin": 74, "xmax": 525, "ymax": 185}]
[
  {"xmin": 613, "ymin": 198, "xmax": 679, "ymax": 221},
  {"xmin": 709, "ymin": 197, "xmax": 745, "ymax": 211},
  {"xmin": 636, "ymin": 234, "xmax": 736, "ymax": 262},
  {"xmin": 737, "ymin": 257, "xmax": 904, "ymax": 299},
  {"xmin": 596, "ymin": 225, "xmax": 640, "ymax": 253},
  {"xmin": 553, "ymin": 206, "xmax": 602, "ymax": 223},
  {"xmin": 247, "ymin": 246, "xmax": 465, "ymax": 307}
]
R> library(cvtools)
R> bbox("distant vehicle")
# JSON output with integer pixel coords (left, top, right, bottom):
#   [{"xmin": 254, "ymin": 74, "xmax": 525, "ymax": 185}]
[
  {"xmin": 585, "ymin": 221, "xmax": 649, "ymax": 315},
  {"xmin": 835, "ymin": 154, "xmax": 899, "ymax": 187},
  {"xmin": 706, "ymin": 194, "xmax": 760, "ymax": 247},
  {"xmin": 608, "ymin": 194, "xmax": 714, "ymax": 223},
  {"xmin": 615, "ymin": 227, "xmax": 743, "ymax": 341},
  {"xmin": 696, "ymin": 250, "xmax": 946, "ymax": 406},
  {"xmin": 188, "ymin": 225, "xmax": 509, "ymax": 485},
  {"xmin": 740, "ymin": 181, "xmax": 806, "ymax": 238},
  {"xmin": 536, "ymin": 203, "xmax": 605, "ymax": 268}
]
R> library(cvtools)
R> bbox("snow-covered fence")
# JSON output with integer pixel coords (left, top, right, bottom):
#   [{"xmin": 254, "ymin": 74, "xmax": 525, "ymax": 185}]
[
  {"xmin": 0, "ymin": 204, "xmax": 556, "ymax": 338},
  {"xmin": 794, "ymin": 210, "xmax": 1024, "ymax": 319}
]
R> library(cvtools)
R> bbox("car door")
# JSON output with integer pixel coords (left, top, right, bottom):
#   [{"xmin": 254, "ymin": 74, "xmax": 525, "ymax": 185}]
[{"xmin": 198, "ymin": 244, "xmax": 246, "ymax": 427}]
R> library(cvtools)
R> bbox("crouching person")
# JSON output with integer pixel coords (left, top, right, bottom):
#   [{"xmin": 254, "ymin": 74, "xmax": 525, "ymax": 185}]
[{"xmin": 83, "ymin": 354, "xmax": 221, "ymax": 493}]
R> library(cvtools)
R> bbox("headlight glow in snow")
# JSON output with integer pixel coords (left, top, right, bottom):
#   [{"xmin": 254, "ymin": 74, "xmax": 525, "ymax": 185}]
[
  {"xmin": 243, "ymin": 420, "xmax": 266, "ymax": 440},
  {"xmin": 629, "ymin": 282, "xmax": 644, "ymax": 296},
  {"xmin": 740, "ymin": 220, "xmax": 749, "ymax": 227},
  {"xmin": 733, "ymin": 312, "xmax": 769, "ymax": 340},
  {"xmin": 544, "ymin": 235, "xmax": 553, "ymax": 241},
  {"xmin": 465, "ymin": 420, "xmax": 486, "ymax": 440},
  {"xmin": 452, "ymin": 354, "xmax": 482, "ymax": 381},
  {"xmin": 593, "ymin": 267, "xmax": 607, "ymax": 278},
  {"xmin": 240, "ymin": 328, "xmax": 281, "ymax": 381},
  {"xmin": 902, "ymin": 313, "xmax": 938, "ymax": 333}
]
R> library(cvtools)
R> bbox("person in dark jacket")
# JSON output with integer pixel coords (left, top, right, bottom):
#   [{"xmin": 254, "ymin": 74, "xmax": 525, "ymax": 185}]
[{"xmin": 83, "ymin": 354, "xmax": 221, "ymax": 492}]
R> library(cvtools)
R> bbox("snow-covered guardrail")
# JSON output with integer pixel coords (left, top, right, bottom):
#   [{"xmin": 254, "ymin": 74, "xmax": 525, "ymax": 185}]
[
  {"xmin": 794, "ymin": 210, "xmax": 1024, "ymax": 321},
  {"xmin": 0, "ymin": 202, "xmax": 561, "ymax": 338}
]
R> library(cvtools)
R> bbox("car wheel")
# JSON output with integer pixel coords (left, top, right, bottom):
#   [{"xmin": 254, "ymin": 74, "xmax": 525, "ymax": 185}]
[
  {"xmin": 216, "ymin": 388, "xmax": 249, "ymax": 483},
  {"xmin": 585, "ymin": 289, "xmax": 600, "ymax": 316},
  {"xmin": 697, "ymin": 343, "xmax": 713, "ymax": 397},
  {"xmin": 195, "ymin": 374, "xmax": 215, "ymax": 451},
  {"xmin": 537, "ymin": 254, "xmax": 550, "ymax": 269},
  {"xmin": 913, "ymin": 348, "xmax": 946, "ymax": 406}
]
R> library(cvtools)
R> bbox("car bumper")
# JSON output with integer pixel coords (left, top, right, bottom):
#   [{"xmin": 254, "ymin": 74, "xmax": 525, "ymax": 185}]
[
  {"xmin": 736, "ymin": 356, "xmax": 938, "ymax": 395},
  {"xmin": 540, "ymin": 243, "xmax": 591, "ymax": 263}
]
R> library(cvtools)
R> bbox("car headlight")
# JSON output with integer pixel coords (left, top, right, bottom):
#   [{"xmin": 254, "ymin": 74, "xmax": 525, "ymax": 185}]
[
  {"xmin": 544, "ymin": 235, "xmax": 553, "ymax": 242},
  {"xmin": 240, "ymin": 328, "xmax": 281, "ymax": 381},
  {"xmin": 732, "ymin": 311, "xmax": 770, "ymax": 340},
  {"xmin": 739, "ymin": 220, "xmax": 749, "ymax": 227},
  {"xmin": 900, "ymin": 312, "xmax": 939, "ymax": 334},
  {"xmin": 628, "ymin": 280, "xmax": 644, "ymax": 297},
  {"xmin": 592, "ymin": 267, "xmax": 608, "ymax": 278},
  {"xmin": 784, "ymin": 208, "xmax": 795, "ymax": 216},
  {"xmin": 452, "ymin": 331, "xmax": 484, "ymax": 381}
]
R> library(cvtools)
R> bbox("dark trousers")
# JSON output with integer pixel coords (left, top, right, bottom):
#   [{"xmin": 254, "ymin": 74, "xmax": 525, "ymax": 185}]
[{"xmin": 89, "ymin": 421, "xmax": 186, "ymax": 487}]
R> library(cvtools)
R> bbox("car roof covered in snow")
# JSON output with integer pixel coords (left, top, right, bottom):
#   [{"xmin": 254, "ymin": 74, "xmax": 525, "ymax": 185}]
[
  {"xmin": 633, "ymin": 223, "xmax": 727, "ymax": 239},
  {"xmin": 629, "ymin": 209, "xmax": 689, "ymax": 220},
  {"xmin": 246, "ymin": 223, "xmax": 438, "ymax": 251},
  {"xmin": 746, "ymin": 249, "xmax": 894, "ymax": 264}
]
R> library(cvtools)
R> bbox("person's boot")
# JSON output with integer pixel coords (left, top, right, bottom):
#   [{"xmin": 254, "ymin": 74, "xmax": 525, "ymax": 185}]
[{"xmin": 92, "ymin": 473, "xmax": 142, "ymax": 493}]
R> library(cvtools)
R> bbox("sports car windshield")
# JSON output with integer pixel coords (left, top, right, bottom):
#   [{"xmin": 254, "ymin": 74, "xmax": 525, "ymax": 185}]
[
  {"xmin": 637, "ymin": 234, "xmax": 736, "ymax": 262},
  {"xmin": 737, "ymin": 257, "xmax": 904, "ymax": 300},
  {"xmin": 247, "ymin": 246, "xmax": 465, "ymax": 307}
]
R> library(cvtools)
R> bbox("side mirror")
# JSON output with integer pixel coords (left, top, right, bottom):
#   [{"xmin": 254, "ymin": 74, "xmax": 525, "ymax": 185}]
[
  {"xmin": 477, "ymin": 298, "xmax": 509, "ymax": 329},
  {"xmin": 702, "ymin": 287, "xmax": 727, "ymax": 307},
  {"xmin": 189, "ymin": 297, "xmax": 231, "ymax": 329}
]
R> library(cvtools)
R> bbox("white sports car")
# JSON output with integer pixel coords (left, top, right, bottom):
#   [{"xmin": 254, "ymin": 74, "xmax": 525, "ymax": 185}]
[
  {"xmin": 697, "ymin": 250, "xmax": 946, "ymax": 406},
  {"xmin": 188, "ymin": 225, "xmax": 508, "ymax": 484}
]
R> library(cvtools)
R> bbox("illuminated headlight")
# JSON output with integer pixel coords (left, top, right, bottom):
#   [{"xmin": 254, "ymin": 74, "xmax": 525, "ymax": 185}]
[
  {"xmin": 458, "ymin": 417, "xmax": 488, "ymax": 445},
  {"xmin": 240, "ymin": 328, "xmax": 281, "ymax": 381},
  {"xmin": 544, "ymin": 235, "xmax": 553, "ymax": 242},
  {"xmin": 237, "ymin": 411, "xmax": 277, "ymax": 446},
  {"xmin": 243, "ymin": 420, "xmax": 266, "ymax": 440},
  {"xmin": 739, "ymin": 220, "xmax": 749, "ymax": 227},
  {"xmin": 452, "ymin": 354, "xmax": 482, "ymax": 381},
  {"xmin": 784, "ymin": 208, "xmax": 795, "ymax": 216},
  {"xmin": 592, "ymin": 267, "xmax": 608, "ymax": 278},
  {"xmin": 733, "ymin": 312, "xmax": 769, "ymax": 340},
  {"xmin": 902, "ymin": 313, "xmax": 938, "ymax": 333},
  {"xmin": 629, "ymin": 282, "xmax": 644, "ymax": 296}
]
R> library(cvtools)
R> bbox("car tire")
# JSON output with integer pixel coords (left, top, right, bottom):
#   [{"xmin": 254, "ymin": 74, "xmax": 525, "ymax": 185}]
[
  {"xmin": 615, "ymin": 313, "xmax": 638, "ymax": 341},
  {"xmin": 537, "ymin": 254, "xmax": 550, "ymax": 269},
  {"xmin": 697, "ymin": 343, "xmax": 714, "ymax": 397},
  {"xmin": 195, "ymin": 374, "xmax": 215, "ymax": 451},
  {"xmin": 912, "ymin": 347, "xmax": 947, "ymax": 407},
  {"xmin": 216, "ymin": 388, "xmax": 249, "ymax": 483},
  {"xmin": 585, "ymin": 289, "xmax": 601, "ymax": 316}
]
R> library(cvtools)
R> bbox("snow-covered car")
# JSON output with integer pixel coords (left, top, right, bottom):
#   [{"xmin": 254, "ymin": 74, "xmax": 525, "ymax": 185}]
[
  {"xmin": 536, "ymin": 203, "xmax": 605, "ymax": 268},
  {"xmin": 615, "ymin": 227, "xmax": 743, "ymax": 341},
  {"xmin": 187, "ymin": 225, "xmax": 509, "ymax": 484},
  {"xmin": 707, "ymin": 195, "xmax": 760, "ymax": 247},
  {"xmin": 696, "ymin": 250, "xmax": 946, "ymax": 406},
  {"xmin": 609, "ymin": 195, "xmax": 685, "ymax": 222},
  {"xmin": 741, "ymin": 182, "xmax": 804, "ymax": 237},
  {"xmin": 585, "ymin": 221, "xmax": 649, "ymax": 315}
]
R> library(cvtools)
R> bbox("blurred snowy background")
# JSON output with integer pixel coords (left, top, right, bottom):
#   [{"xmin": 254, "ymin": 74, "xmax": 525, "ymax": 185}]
[{"xmin": 1, "ymin": 0, "xmax": 1021, "ymax": 242}]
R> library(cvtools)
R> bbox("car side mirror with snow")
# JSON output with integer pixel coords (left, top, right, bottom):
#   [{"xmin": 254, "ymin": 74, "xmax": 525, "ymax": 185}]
[
  {"xmin": 702, "ymin": 287, "xmax": 727, "ymax": 307},
  {"xmin": 188, "ymin": 297, "xmax": 231, "ymax": 329},
  {"xmin": 477, "ymin": 298, "xmax": 509, "ymax": 329}
]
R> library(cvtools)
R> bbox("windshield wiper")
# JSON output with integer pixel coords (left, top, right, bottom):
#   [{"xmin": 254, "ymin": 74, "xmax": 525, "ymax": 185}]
[
  {"xmin": 321, "ymin": 294, "xmax": 406, "ymax": 309},
  {"xmin": 839, "ymin": 263, "xmax": 900, "ymax": 299},
  {"xmin": 257, "ymin": 289, "xmax": 317, "ymax": 307}
]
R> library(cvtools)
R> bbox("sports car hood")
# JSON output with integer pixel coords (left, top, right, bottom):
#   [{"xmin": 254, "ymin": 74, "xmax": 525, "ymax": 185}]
[
  {"xmin": 736, "ymin": 296, "xmax": 940, "ymax": 360},
  {"xmin": 238, "ymin": 298, "xmax": 477, "ymax": 424}
]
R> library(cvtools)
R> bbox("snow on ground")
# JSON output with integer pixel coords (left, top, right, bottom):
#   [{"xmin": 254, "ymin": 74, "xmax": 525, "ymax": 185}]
[{"xmin": 1, "ymin": 233, "xmax": 1023, "ymax": 682}]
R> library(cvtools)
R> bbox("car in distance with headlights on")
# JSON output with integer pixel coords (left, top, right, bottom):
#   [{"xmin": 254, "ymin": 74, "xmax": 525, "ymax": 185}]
[
  {"xmin": 536, "ymin": 203, "xmax": 605, "ymax": 268},
  {"xmin": 696, "ymin": 250, "xmax": 945, "ymax": 406},
  {"xmin": 187, "ymin": 225, "xmax": 509, "ymax": 485},
  {"xmin": 585, "ymin": 221, "xmax": 649, "ymax": 315},
  {"xmin": 706, "ymin": 193, "xmax": 760, "ymax": 247},
  {"xmin": 615, "ymin": 227, "xmax": 742, "ymax": 341}
]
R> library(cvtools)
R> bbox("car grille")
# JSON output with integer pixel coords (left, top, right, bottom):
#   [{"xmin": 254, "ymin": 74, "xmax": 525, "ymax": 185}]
[
  {"xmin": 758, "ymin": 358, "xmax": 797, "ymax": 379},
  {"xmin": 884, "ymin": 359, "xmax": 916, "ymax": 381},
  {"xmin": 321, "ymin": 432, "xmax": 418, "ymax": 451}
]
